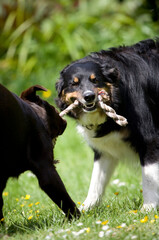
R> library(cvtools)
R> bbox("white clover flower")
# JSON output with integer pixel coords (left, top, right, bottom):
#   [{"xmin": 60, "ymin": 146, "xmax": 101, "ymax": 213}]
[
  {"xmin": 118, "ymin": 182, "xmax": 126, "ymax": 187},
  {"xmin": 72, "ymin": 229, "xmax": 85, "ymax": 236},
  {"xmin": 76, "ymin": 222, "xmax": 83, "ymax": 226},
  {"xmin": 99, "ymin": 231, "xmax": 104, "ymax": 238},
  {"xmin": 105, "ymin": 230, "xmax": 113, "ymax": 236},
  {"xmin": 45, "ymin": 236, "xmax": 51, "ymax": 240},
  {"xmin": 112, "ymin": 179, "xmax": 120, "ymax": 185},
  {"xmin": 96, "ymin": 220, "xmax": 102, "ymax": 224},
  {"xmin": 131, "ymin": 236, "xmax": 138, "ymax": 239},
  {"xmin": 102, "ymin": 225, "xmax": 109, "ymax": 231}
]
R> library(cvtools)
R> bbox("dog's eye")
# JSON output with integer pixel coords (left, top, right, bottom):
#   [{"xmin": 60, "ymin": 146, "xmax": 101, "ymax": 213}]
[
  {"xmin": 72, "ymin": 77, "xmax": 80, "ymax": 85},
  {"xmin": 89, "ymin": 74, "xmax": 97, "ymax": 83}
]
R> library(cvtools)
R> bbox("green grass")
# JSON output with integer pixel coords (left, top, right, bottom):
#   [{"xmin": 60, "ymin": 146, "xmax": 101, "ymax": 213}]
[{"xmin": 1, "ymin": 118, "xmax": 159, "ymax": 240}]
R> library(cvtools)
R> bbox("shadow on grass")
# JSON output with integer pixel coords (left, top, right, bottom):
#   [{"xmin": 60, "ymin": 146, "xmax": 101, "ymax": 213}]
[{"xmin": 0, "ymin": 211, "xmax": 66, "ymax": 237}]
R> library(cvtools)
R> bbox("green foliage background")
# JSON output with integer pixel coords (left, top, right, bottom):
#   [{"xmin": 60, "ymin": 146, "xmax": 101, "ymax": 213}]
[{"xmin": 0, "ymin": 0, "xmax": 158, "ymax": 97}]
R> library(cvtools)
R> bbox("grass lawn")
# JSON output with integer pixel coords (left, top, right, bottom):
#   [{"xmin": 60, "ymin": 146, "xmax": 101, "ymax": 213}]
[{"xmin": 1, "ymin": 117, "xmax": 159, "ymax": 240}]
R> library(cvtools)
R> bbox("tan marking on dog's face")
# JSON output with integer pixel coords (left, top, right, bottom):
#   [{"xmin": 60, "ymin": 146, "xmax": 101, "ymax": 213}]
[
  {"xmin": 73, "ymin": 77, "xmax": 79, "ymax": 83},
  {"xmin": 62, "ymin": 91, "xmax": 81, "ymax": 104},
  {"xmin": 90, "ymin": 73, "xmax": 96, "ymax": 80}
]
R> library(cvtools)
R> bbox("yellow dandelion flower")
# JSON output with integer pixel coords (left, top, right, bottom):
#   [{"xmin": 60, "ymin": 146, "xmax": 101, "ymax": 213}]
[
  {"xmin": 35, "ymin": 202, "xmax": 40, "ymax": 205},
  {"xmin": 140, "ymin": 216, "xmax": 148, "ymax": 223},
  {"xmin": 15, "ymin": 198, "xmax": 19, "ymax": 202},
  {"xmin": 86, "ymin": 227, "xmax": 90, "ymax": 233},
  {"xmin": 20, "ymin": 204, "xmax": 25, "ymax": 207},
  {"xmin": 116, "ymin": 223, "xmax": 126, "ymax": 229},
  {"xmin": 107, "ymin": 205, "xmax": 110, "ymax": 208},
  {"xmin": 114, "ymin": 192, "xmax": 119, "ymax": 195},
  {"xmin": 25, "ymin": 194, "xmax": 30, "ymax": 200},
  {"xmin": 101, "ymin": 220, "xmax": 109, "ymax": 225},
  {"xmin": 29, "ymin": 210, "xmax": 33, "ymax": 213},
  {"xmin": 28, "ymin": 215, "xmax": 33, "ymax": 220},
  {"xmin": 0, "ymin": 218, "xmax": 4, "ymax": 222},
  {"xmin": 77, "ymin": 202, "xmax": 81, "ymax": 205},
  {"xmin": 3, "ymin": 192, "xmax": 8, "ymax": 196},
  {"xmin": 28, "ymin": 203, "xmax": 33, "ymax": 207},
  {"xmin": 116, "ymin": 225, "xmax": 122, "ymax": 228},
  {"xmin": 129, "ymin": 210, "xmax": 138, "ymax": 214},
  {"xmin": 42, "ymin": 89, "xmax": 52, "ymax": 98},
  {"xmin": 155, "ymin": 215, "xmax": 159, "ymax": 219},
  {"xmin": 35, "ymin": 210, "xmax": 39, "ymax": 213},
  {"xmin": 82, "ymin": 210, "xmax": 85, "ymax": 213}
]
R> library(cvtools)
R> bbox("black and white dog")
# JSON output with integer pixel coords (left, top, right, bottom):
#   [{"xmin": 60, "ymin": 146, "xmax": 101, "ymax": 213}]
[{"xmin": 56, "ymin": 39, "xmax": 159, "ymax": 211}]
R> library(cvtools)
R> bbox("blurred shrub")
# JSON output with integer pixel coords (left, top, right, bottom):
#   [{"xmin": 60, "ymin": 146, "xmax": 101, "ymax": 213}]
[{"xmin": 0, "ymin": 0, "xmax": 158, "ymax": 97}]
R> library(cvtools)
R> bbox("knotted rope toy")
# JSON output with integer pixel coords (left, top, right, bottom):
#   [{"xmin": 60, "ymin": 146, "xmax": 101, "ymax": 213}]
[
  {"xmin": 97, "ymin": 90, "xmax": 128, "ymax": 126},
  {"xmin": 59, "ymin": 90, "xmax": 128, "ymax": 127},
  {"xmin": 59, "ymin": 100, "xmax": 79, "ymax": 118}
]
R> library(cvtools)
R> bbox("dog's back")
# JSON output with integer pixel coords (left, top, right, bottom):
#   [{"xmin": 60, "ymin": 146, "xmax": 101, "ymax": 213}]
[
  {"xmin": 0, "ymin": 84, "xmax": 80, "ymax": 220},
  {"xmin": 0, "ymin": 84, "xmax": 27, "ymax": 175},
  {"xmin": 0, "ymin": 84, "xmax": 48, "ymax": 177}
]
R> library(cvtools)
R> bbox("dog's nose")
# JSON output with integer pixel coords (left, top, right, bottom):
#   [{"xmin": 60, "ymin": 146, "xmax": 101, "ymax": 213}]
[{"xmin": 83, "ymin": 91, "xmax": 95, "ymax": 103}]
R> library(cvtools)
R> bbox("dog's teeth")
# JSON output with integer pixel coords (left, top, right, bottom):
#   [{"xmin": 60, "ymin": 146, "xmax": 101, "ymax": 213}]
[{"xmin": 85, "ymin": 103, "xmax": 95, "ymax": 108}]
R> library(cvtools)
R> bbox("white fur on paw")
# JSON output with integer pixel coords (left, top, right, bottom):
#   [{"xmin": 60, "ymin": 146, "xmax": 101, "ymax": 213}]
[
  {"xmin": 140, "ymin": 203, "xmax": 157, "ymax": 212},
  {"xmin": 79, "ymin": 202, "xmax": 93, "ymax": 212},
  {"xmin": 79, "ymin": 199, "xmax": 101, "ymax": 212}
]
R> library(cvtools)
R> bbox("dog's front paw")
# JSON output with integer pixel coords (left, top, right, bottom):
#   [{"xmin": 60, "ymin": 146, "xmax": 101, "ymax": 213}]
[
  {"xmin": 79, "ymin": 202, "xmax": 91, "ymax": 212},
  {"xmin": 140, "ymin": 203, "xmax": 157, "ymax": 213},
  {"xmin": 79, "ymin": 198, "xmax": 101, "ymax": 212}
]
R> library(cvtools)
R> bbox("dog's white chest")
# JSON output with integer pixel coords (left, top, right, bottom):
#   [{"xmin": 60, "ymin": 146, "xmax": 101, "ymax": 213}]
[{"xmin": 77, "ymin": 125, "xmax": 139, "ymax": 163}]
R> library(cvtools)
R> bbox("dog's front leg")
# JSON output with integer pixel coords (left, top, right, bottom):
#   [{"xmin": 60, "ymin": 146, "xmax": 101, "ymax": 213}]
[
  {"xmin": 80, "ymin": 153, "xmax": 118, "ymax": 211},
  {"xmin": 35, "ymin": 166, "xmax": 80, "ymax": 220},
  {"xmin": 0, "ymin": 194, "xmax": 4, "ymax": 221},
  {"xmin": 0, "ymin": 180, "xmax": 6, "ymax": 221},
  {"xmin": 141, "ymin": 162, "xmax": 159, "ymax": 211}
]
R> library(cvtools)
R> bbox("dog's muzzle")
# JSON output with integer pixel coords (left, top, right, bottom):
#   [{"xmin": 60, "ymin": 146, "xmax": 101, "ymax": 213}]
[{"xmin": 81, "ymin": 90, "xmax": 97, "ymax": 112}]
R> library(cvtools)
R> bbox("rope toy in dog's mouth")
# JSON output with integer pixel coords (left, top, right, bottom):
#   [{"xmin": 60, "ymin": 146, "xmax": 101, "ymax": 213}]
[
  {"xmin": 59, "ymin": 90, "xmax": 128, "ymax": 127},
  {"xmin": 98, "ymin": 90, "xmax": 128, "ymax": 126},
  {"xmin": 59, "ymin": 100, "xmax": 79, "ymax": 117}
]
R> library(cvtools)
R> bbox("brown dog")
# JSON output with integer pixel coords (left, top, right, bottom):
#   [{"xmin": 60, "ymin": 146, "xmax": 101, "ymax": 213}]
[{"xmin": 0, "ymin": 84, "xmax": 80, "ymax": 221}]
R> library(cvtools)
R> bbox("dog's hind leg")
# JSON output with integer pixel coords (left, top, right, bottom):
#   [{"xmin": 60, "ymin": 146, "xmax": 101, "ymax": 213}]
[
  {"xmin": 33, "ymin": 164, "xmax": 80, "ymax": 220},
  {"xmin": 80, "ymin": 153, "xmax": 118, "ymax": 211}
]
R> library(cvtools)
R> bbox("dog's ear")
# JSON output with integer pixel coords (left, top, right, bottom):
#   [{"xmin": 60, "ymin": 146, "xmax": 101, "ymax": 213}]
[
  {"xmin": 46, "ymin": 106, "xmax": 67, "ymax": 138},
  {"xmin": 20, "ymin": 85, "xmax": 47, "ymax": 101},
  {"xmin": 102, "ymin": 67, "xmax": 120, "ymax": 84}
]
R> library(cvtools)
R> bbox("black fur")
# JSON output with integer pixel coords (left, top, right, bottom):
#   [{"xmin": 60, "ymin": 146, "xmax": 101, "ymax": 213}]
[
  {"xmin": 56, "ymin": 39, "xmax": 159, "ymax": 166},
  {"xmin": 0, "ymin": 84, "xmax": 80, "ymax": 221}
]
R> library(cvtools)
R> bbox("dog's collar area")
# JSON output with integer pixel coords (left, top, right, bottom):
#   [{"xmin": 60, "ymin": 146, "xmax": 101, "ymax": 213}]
[
  {"xmin": 82, "ymin": 124, "xmax": 96, "ymax": 130},
  {"xmin": 82, "ymin": 122, "xmax": 106, "ymax": 131}
]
